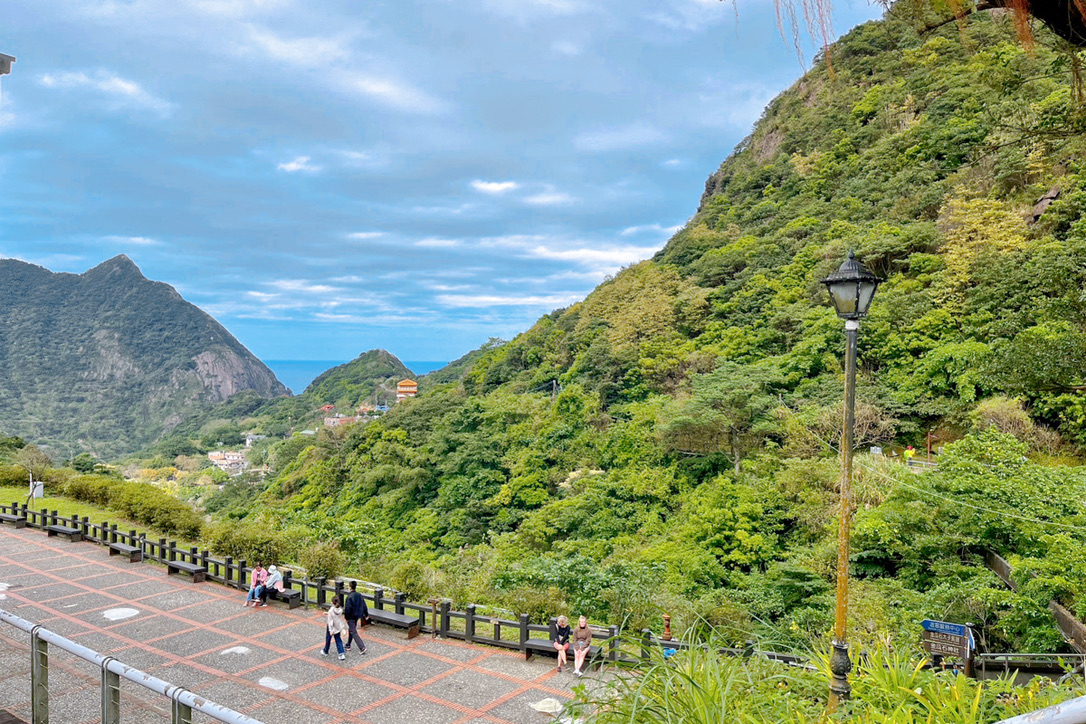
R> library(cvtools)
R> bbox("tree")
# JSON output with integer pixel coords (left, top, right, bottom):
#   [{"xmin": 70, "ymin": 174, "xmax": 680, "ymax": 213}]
[
  {"xmin": 744, "ymin": 0, "xmax": 1086, "ymax": 49},
  {"xmin": 658, "ymin": 362, "xmax": 784, "ymax": 474},
  {"xmin": 15, "ymin": 445, "xmax": 53, "ymax": 481},
  {"xmin": 71, "ymin": 452, "xmax": 97, "ymax": 474}
]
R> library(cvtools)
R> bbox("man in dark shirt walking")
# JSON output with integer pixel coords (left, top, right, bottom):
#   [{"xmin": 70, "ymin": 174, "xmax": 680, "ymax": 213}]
[{"xmin": 343, "ymin": 581, "xmax": 368, "ymax": 654}]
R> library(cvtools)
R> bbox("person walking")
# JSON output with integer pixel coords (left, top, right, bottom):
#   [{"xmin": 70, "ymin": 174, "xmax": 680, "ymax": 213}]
[
  {"xmin": 258, "ymin": 565, "xmax": 283, "ymax": 606},
  {"xmin": 244, "ymin": 562, "xmax": 267, "ymax": 607},
  {"xmin": 343, "ymin": 581, "xmax": 368, "ymax": 654},
  {"xmin": 321, "ymin": 594, "xmax": 348, "ymax": 661},
  {"xmin": 572, "ymin": 615, "xmax": 592, "ymax": 676},
  {"xmin": 552, "ymin": 615, "xmax": 571, "ymax": 673}
]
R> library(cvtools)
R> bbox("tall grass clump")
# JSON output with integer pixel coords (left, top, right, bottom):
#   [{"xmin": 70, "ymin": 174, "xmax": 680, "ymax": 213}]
[{"xmin": 571, "ymin": 633, "xmax": 1086, "ymax": 724}]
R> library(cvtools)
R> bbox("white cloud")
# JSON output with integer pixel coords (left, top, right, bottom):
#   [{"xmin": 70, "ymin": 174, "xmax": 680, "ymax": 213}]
[
  {"xmin": 184, "ymin": 0, "xmax": 291, "ymax": 18},
  {"xmin": 662, "ymin": 158, "xmax": 683, "ymax": 167},
  {"xmin": 245, "ymin": 25, "xmax": 350, "ymax": 67},
  {"xmin": 39, "ymin": 70, "xmax": 172, "ymax": 115},
  {"xmin": 437, "ymin": 293, "xmax": 584, "ymax": 308},
  {"xmin": 620, "ymin": 223, "xmax": 682, "ymax": 237},
  {"xmin": 337, "ymin": 149, "xmax": 375, "ymax": 166},
  {"xmin": 267, "ymin": 279, "xmax": 342, "ymax": 294},
  {"xmin": 104, "ymin": 235, "xmax": 162, "ymax": 246},
  {"xmin": 574, "ymin": 124, "xmax": 668, "ymax": 153},
  {"xmin": 551, "ymin": 40, "xmax": 581, "ymax": 56},
  {"xmin": 484, "ymin": 0, "xmax": 586, "ymax": 18},
  {"xmin": 416, "ymin": 238, "xmax": 459, "ymax": 248},
  {"xmin": 471, "ymin": 179, "xmax": 519, "ymax": 194},
  {"xmin": 523, "ymin": 190, "xmax": 574, "ymax": 206},
  {"xmin": 346, "ymin": 231, "xmax": 385, "ymax": 240},
  {"xmin": 338, "ymin": 73, "xmax": 443, "ymax": 114},
  {"xmin": 528, "ymin": 244, "xmax": 657, "ymax": 267},
  {"xmin": 277, "ymin": 156, "xmax": 320, "ymax": 173}
]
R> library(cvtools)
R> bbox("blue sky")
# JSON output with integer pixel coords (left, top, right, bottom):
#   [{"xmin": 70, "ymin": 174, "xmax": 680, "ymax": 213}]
[{"xmin": 0, "ymin": 0, "xmax": 883, "ymax": 364}]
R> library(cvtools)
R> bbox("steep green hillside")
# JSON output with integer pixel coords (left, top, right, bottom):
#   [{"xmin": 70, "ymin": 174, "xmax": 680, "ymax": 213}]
[
  {"xmin": 0, "ymin": 256, "xmax": 287, "ymax": 458},
  {"xmin": 211, "ymin": 8, "xmax": 1086, "ymax": 651}
]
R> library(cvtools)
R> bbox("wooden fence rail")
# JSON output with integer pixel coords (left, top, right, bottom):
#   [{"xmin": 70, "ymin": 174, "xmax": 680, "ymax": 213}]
[{"xmin": 7, "ymin": 500, "xmax": 777, "ymax": 665}]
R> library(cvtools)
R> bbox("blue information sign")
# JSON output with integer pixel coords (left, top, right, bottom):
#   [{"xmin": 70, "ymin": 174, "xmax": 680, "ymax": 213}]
[{"xmin": 921, "ymin": 620, "xmax": 974, "ymax": 648}]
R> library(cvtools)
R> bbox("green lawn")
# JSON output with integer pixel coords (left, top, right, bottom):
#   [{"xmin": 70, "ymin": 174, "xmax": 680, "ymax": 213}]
[{"xmin": 0, "ymin": 486, "xmax": 199, "ymax": 547}]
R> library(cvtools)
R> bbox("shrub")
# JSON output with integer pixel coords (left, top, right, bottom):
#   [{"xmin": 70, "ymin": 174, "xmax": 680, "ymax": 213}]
[
  {"xmin": 111, "ymin": 482, "xmax": 203, "ymax": 539},
  {"xmin": 501, "ymin": 585, "xmax": 567, "ymax": 624},
  {"xmin": 0, "ymin": 464, "xmax": 27, "ymax": 488},
  {"xmin": 390, "ymin": 559, "xmax": 436, "ymax": 602},
  {"xmin": 298, "ymin": 540, "xmax": 347, "ymax": 580},
  {"xmin": 204, "ymin": 519, "xmax": 290, "ymax": 564},
  {"xmin": 61, "ymin": 474, "xmax": 116, "ymax": 507}
]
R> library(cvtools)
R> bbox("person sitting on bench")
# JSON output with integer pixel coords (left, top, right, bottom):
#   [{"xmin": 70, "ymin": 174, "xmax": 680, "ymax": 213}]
[
  {"xmin": 572, "ymin": 615, "xmax": 592, "ymax": 676},
  {"xmin": 244, "ymin": 562, "xmax": 267, "ymax": 607},
  {"xmin": 258, "ymin": 565, "xmax": 283, "ymax": 606},
  {"xmin": 552, "ymin": 615, "xmax": 571, "ymax": 673}
]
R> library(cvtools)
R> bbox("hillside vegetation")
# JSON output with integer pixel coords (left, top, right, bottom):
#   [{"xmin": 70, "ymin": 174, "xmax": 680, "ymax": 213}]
[
  {"xmin": 140, "ymin": 349, "xmax": 419, "ymax": 465},
  {"xmin": 208, "ymin": 7, "xmax": 1086, "ymax": 654}
]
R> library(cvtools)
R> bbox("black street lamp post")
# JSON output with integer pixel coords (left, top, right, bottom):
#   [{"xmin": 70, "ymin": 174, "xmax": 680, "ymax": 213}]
[{"xmin": 820, "ymin": 251, "xmax": 881, "ymax": 707}]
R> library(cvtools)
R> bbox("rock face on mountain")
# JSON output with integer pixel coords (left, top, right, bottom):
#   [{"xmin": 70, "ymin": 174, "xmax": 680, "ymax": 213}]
[{"xmin": 0, "ymin": 255, "xmax": 287, "ymax": 457}]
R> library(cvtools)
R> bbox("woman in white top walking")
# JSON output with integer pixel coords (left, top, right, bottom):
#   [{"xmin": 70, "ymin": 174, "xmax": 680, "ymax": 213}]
[{"xmin": 321, "ymin": 594, "xmax": 348, "ymax": 660}]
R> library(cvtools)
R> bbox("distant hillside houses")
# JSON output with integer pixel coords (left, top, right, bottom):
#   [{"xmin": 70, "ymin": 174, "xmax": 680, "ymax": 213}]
[
  {"xmin": 324, "ymin": 414, "xmax": 360, "ymax": 428},
  {"xmin": 208, "ymin": 449, "xmax": 247, "ymax": 474}
]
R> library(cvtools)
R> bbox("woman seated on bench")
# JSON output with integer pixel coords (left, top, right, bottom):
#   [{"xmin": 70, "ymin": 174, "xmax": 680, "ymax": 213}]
[
  {"xmin": 552, "ymin": 615, "xmax": 571, "ymax": 672},
  {"xmin": 244, "ymin": 562, "xmax": 267, "ymax": 607},
  {"xmin": 258, "ymin": 565, "xmax": 283, "ymax": 606},
  {"xmin": 572, "ymin": 615, "xmax": 592, "ymax": 676}
]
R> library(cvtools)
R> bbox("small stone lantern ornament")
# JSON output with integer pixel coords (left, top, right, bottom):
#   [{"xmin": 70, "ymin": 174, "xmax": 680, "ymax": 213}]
[{"xmin": 820, "ymin": 251, "xmax": 882, "ymax": 709}]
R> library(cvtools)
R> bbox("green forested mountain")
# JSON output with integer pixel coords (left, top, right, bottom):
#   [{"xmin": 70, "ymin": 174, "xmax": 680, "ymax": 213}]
[
  {"xmin": 211, "ymin": 7, "xmax": 1086, "ymax": 651},
  {"xmin": 303, "ymin": 349, "xmax": 412, "ymax": 408},
  {"xmin": 143, "ymin": 349, "xmax": 419, "ymax": 458},
  {"xmin": 0, "ymin": 255, "xmax": 288, "ymax": 458}
]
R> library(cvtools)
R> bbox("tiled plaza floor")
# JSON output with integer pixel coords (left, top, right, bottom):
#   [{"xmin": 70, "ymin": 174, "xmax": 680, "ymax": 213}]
[{"xmin": 0, "ymin": 525, "xmax": 576, "ymax": 724}]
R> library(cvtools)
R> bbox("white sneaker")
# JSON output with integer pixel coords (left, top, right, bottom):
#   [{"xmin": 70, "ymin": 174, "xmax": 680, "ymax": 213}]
[{"xmin": 338, "ymin": 653, "xmax": 346, "ymax": 661}]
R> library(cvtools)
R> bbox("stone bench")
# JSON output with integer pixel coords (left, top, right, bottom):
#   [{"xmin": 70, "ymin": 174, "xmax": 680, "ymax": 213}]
[
  {"xmin": 109, "ymin": 542, "xmax": 143, "ymax": 563},
  {"xmin": 523, "ymin": 637, "xmax": 602, "ymax": 667},
  {"xmin": 266, "ymin": 587, "xmax": 302, "ymax": 609},
  {"xmin": 0, "ymin": 512, "xmax": 26, "ymax": 529},
  {"xmin": 368, "ymin": 608, "xmax": 420, "ymax": 639},
  {"xmin": 167, "ymin": 560, "xmax": 207, "ymax": 582},
  {"xmin": 45, "ymin": 525, "xmax": 83, "ymax": 542}
]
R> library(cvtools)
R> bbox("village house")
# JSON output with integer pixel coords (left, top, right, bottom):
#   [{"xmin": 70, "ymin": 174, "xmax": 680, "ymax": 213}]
[
  {"xmin": 323, "ymin": 414, "xmax": 360, "ymax": 428},
  {"xmin": 207, "ymin": 449, "xmax": 247, "ymax": 474},
  {"xmin": 396, "ymin": 379, "xmax": 418, "ymax": 402}
]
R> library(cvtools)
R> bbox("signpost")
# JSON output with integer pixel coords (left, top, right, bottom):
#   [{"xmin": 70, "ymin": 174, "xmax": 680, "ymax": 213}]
[{"xmin": 921, "ymin": 619, "xmax": 975, "ymax": 675}]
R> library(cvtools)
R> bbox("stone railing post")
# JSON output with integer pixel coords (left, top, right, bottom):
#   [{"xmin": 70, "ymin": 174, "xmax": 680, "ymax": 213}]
[{"xmin": 465, "ymin": 604, "xmax": 476, "ymax": 644}]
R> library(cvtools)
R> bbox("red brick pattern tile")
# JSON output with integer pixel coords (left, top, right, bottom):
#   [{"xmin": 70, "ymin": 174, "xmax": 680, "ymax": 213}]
[{"xmin": 0, "ymin": 526, "xmax": 575, "ymax": 724}]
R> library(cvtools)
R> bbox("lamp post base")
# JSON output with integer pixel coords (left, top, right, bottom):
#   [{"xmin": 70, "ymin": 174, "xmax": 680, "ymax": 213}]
[{"xmin": 829, "ymin": 639, "xmax": 852, "ymax": 705}]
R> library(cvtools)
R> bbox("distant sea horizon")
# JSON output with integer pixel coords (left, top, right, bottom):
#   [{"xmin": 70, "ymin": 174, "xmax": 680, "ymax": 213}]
[{"xmin": 266, "ymin": 360, "xmax": 449, "ymax": 396}]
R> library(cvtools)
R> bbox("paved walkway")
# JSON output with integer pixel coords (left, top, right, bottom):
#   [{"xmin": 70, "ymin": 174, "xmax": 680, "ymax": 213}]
[{"xmin": 0, "ymin": 525, "xmax": 574, "ymax": 724}]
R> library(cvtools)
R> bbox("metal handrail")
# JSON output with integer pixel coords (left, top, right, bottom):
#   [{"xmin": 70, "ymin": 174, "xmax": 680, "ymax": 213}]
[
  {"xmin": 0, "ymin": 607, "xmax": 264, "ymax": 724},
  {"xmin": 995, "ymin": 694, "xmax": 1086, "ymax": 724}
]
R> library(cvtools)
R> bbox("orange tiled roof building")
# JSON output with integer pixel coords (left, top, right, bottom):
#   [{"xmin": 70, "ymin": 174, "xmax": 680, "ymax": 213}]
[{"xmin": 396, "ymin": 379, "xmax": 418, "ymax": 402}]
